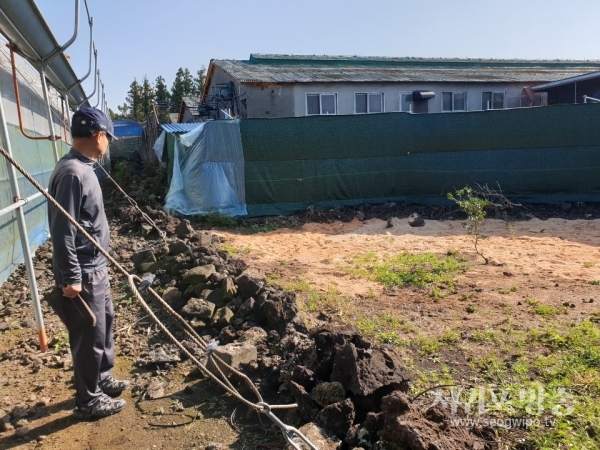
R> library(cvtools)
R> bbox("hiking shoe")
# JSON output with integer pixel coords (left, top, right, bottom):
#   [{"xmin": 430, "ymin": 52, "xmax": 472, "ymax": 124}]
[
  {"xmin": 73, "ymin": 394, "xmax": 126, "ymax": 420},
  {"xmin": 99, "ymin": 374, "xmax": 131, "ymax": 396}
]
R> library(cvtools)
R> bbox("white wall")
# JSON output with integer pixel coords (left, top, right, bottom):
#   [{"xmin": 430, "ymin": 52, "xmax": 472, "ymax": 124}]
[
  {"xmin": 292, "ymin": 82, "xmax": 527, "ymax": 116},
  {"xmin": 206, "ymin": 65, "xmax": 531, "ymax": 118}
]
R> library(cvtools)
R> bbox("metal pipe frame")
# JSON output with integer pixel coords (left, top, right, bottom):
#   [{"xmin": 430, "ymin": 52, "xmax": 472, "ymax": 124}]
[
  {"xmin": 39, "ymin": 0, "xmax": 80, "ymax": 65},
  {"xmin": 78, "ymin": 67, "xmax": 98, "ymax": 108},
  {"xmin": 93, "ymin": 80, "xmax": 103, "ymax": 109},
  {"xmin": 0, "ymin": 191, "xmax": 45, "ymax": 217},
  {"xmin": 0, "ymin": 86, "xmax": 48, "ymax": 352},
  {"xmin": 8, "ymin": 43, "xmax": 62, "ymax": 141},
  {"xmin": 40, "ymin": 67, "xmax": 62, "ymax": 163},
  {"xmin": 0, "ymin": 0, "xmax": 90, "ymax": 106},
  {"xmin": 65, "ymin": 20, "xmax": 94, "ymax": 94}
]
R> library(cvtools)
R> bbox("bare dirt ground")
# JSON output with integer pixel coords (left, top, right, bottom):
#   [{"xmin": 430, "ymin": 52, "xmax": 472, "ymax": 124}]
[
  {"xmin": 1, "ymin": 199, "xmax": 600, "ymax": 449},
  {"xmin": 220, "ymin": 216, "xmax": 600, "ymax": 353}
]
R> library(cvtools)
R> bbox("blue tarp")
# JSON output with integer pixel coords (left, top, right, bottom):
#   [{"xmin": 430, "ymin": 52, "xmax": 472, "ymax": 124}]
[{"xmin": 113, "ymin": 119, "xmax": 142, "ymax": 137}]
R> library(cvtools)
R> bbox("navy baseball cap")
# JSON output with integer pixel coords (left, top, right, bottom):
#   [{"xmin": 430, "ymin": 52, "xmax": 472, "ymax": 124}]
[{"xmin": 71, "ymin": 107, "xmax": 117, "ymax": 141}]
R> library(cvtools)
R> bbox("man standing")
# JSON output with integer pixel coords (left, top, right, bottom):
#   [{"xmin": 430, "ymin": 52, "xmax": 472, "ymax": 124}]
[{"xmin": 48, "ymin": 107, "xmax": 129, "ymax": 419}]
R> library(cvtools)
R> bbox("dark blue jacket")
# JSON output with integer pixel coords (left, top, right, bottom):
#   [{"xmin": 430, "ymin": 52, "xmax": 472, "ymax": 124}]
[{"xmin": 48, "ymin": 149, "xmax": 109, "ymax": 286}]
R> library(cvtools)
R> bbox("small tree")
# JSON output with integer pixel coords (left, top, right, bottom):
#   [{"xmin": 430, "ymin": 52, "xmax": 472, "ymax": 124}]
[
  {"xmin": 193, "ymin": 67, "xmax": 206, "ymax": 97},
  {"xmin": 125, "ymin": 78, "xmax": 142, "ymax": 121},
  {"xmin": 447, "ymin": 187, "xmax": 490, "ymax": 264},
  {"xmin": 170, "ymin": 67, "xmax": 195, "ymax": 109},
  {"xmin": 140, "ymin": 76, "xmax": 156, "ymax": 121}
]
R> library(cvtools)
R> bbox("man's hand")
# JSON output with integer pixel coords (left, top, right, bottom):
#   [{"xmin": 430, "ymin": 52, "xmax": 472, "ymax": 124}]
[{"xmin": 62, "ymin": 284, "xmax": 82, "ymax": 298}]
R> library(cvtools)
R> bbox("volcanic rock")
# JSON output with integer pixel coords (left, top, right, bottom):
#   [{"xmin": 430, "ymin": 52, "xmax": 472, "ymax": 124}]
[
  {"xmin": 206, "ymin": 288, "xmax": 227, "ymax": 308},
  {"xmin": 212, "ymin": 307, "xmax": 234, "ymax": 327},
  {"xmin": 315, "ymin": 398, "xmax": 355, "ymax": 439},
  {"xmin": 408, "ymin": 213, "xmax": 425, "ymax": 227},
  {"xmin": 181, "ymin": 298, "xmax": 215, "ymax": 319},
  {"xmin": 222, "ymin": 277, "xmax": 237, "ymax": 299},
  {"xmin": 169, "ymin": 240, "xmax": 191, "ymax": 256},
  {"xmin": 330, "ymin": 344, "xmax": 410, "ymax": 397},
  {"xmin": 289, "ymin": 381, "xmax": 320, "ymax": 422},
  {"xmin": 235, "ymin": 274, "xmax": 263, "ymax": 300},
  {"xmin": 291, "ymin": 365, "xmax": 316, "ymax": 391},
  {"xmin": 234, "ymin": 297, "xmax": 255, "ymax": 320},
  {"xmin": 289, "ymin": 422, "xmax": 342, "ymax": 450},
  {"xmin": 183, "ymin": 265, "xmax": 216, "ymax": 284},
  {"xmin": 211, "ymin": 342, "xmax": 257, "ymax": 370},
  {"xmin": 379, "ymin": 391, "xmax": 481, "ymax": 450},
  {"xmin": 132, "ymin": 250, "xmax": 156, "ymax": 272},
  {"xmin": 238, "ymin": 326, "xmax": 267, "ymax": 345},
  {"xmin": 175, "ymin": 219, "xmax": 195, "ymax": 238},
  {"xmin": 259, "ymin": 291, "xmax": 298, "ymax": 330},
  {"xmin": 310, "ymin": 382, "xmax": 346, "ymax": 407},
  {"xmin": 194, "ymin": 232, "xmax": 213, "ymax": 249},
  {"xmin": 162, "ymin": 287, "xmax": 185, "ymax": 310}
]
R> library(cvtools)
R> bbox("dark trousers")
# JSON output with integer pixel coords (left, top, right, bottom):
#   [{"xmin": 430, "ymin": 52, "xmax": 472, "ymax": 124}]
[{"xmin": 63, "ymin": 268, "xmax": 115, "ymax": 406}]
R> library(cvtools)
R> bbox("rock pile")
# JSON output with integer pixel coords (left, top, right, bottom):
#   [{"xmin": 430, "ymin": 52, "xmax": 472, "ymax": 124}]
[
  {"xmin": 123, "ymin": 220, "xmax": 490, "ymax": 450},
  {"xmin": 0, "ymin": 210, "xmax": 492, "ymax": 448}
]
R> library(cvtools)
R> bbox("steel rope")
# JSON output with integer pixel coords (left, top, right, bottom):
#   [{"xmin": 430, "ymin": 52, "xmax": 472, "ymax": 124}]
[{"xmin": 94, "ymin": 161, "xmax": 167, "ymax": 241}]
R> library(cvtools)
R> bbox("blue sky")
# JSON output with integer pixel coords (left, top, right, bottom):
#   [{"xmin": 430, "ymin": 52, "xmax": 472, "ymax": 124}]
[{"xmin": 35, "ymin": 0, "xmax": 599, "ymax": 111}]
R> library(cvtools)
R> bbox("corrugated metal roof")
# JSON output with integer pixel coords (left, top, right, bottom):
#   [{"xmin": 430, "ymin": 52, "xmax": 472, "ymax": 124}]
[
  {"xmin": 211, "ymin": 54, "xmax": 600, "ymax": 85},
  {"xmin": 532, "ymin": 71, "xmax": 600, "ymax": 91},
  {"xmin": 160, "ymin": 123, "xmax": 201, "ymax": 133}
]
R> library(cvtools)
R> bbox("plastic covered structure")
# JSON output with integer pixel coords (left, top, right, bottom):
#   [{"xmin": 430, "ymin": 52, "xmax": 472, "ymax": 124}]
[{"xmin": 163, "ymin": 120, "xmax": 247, "ymax": 216}]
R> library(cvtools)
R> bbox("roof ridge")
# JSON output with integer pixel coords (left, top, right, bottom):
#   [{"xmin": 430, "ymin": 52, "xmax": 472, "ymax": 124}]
[{"xmin": 247, "ymin": 54, "xmax": 600, "ymax": 66}]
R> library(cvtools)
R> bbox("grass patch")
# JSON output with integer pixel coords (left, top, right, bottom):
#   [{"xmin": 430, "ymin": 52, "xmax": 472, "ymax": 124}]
[
  {"xmin": 264, "ymin": 271, "xmax": 281, "ymax": 284},
  {"xmin": 440, "ymin": 329, "xmax": 462, "ymax": 344},
  {"xmin": 287, "ymin": 280, "xmax": 352, "ymax": 316},
  {"xmin": 250, "ymin": 223, "xmax": 280, "ymax": 233},
  {"xmin": 219, "ymin": 243, "xmax": 238, "ymax": 256},
  {"xmin": 346, "ymin": 251, "xmax": 467, "ymax": 290},
  {"xmin": 532, "ymin": 304, "xmax": 567, "ymax": 317},
  {"xmin": 414, "ymin": 335, "xmax": 442, "ymax": 355},
  {"xmin": 470, "ymin": 328, "xmax": 501, "ymax": 343},
  {"xmin": 52, "ymin": 332, "xmax": 69, "ymax": 351},
  {"xmin": 192, "ymin": 212, "xmax": 238, "ymax": 228},
  {"xmin": 355, "ymin": 312, "xmax": 416, "ymax": 346},
  {"xmin": 589, "ymin": 280, "xmax": 600, "ymax": 285},
  {"xmin": 520, "ymin": 321, "xmax": 600, "ymax": 448},
  {"xmin": 283, "ymin": 279, "xmax": 312, "ymax": 292}
]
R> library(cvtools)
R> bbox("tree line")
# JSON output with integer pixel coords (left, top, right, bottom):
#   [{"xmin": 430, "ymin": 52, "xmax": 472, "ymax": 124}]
[{"xmin": 110, "ymin": 67, "xmax": 206, "ymax": 123}]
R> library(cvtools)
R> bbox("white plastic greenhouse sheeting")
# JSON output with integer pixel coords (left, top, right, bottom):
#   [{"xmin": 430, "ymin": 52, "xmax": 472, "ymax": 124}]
[
  {"xmin": 163, "ymin": 120, "xmax": 247, "ymax": 216},
  {"xmin": 153, "ymin": 130, "xmax": 166, "ymax": 161},
  {"xmin": 0, "ymin": 43, "xmax": 70, "ymax": 284}
]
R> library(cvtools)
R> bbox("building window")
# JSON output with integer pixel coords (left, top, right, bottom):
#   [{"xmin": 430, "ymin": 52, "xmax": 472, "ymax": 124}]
[
  {"xmin": 306, "ymin": 93, "xmax": 337, "ymax": 115},
  {"xmin": 400, "ymin": 92, "xmax": 413, "ymax": 112},
  {"xmin": 442, "ymin": 92, "xmax": 467, "ymax": 112},
  {"xmin": 355, "ymin": 93, "xmax": 384, "ymax": 114},
  {"xmin": 482, "ymin": 92, "xmax": 505, "ymax": 110}
]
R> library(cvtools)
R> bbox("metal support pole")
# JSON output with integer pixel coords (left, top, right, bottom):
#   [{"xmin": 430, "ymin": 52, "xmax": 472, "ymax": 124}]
[
  {"xmin": 40, "ymin": 67, "xmax": 61, "ymax": 163},
  {"xmin": 0, "ymin": 88, "xmax": 48, "ymax": 352}
]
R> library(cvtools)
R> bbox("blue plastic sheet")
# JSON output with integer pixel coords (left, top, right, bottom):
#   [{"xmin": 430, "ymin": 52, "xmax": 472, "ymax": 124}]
[{"xmin": 163, "ymin": 120, "xmax": 247, "ymax": 216}]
